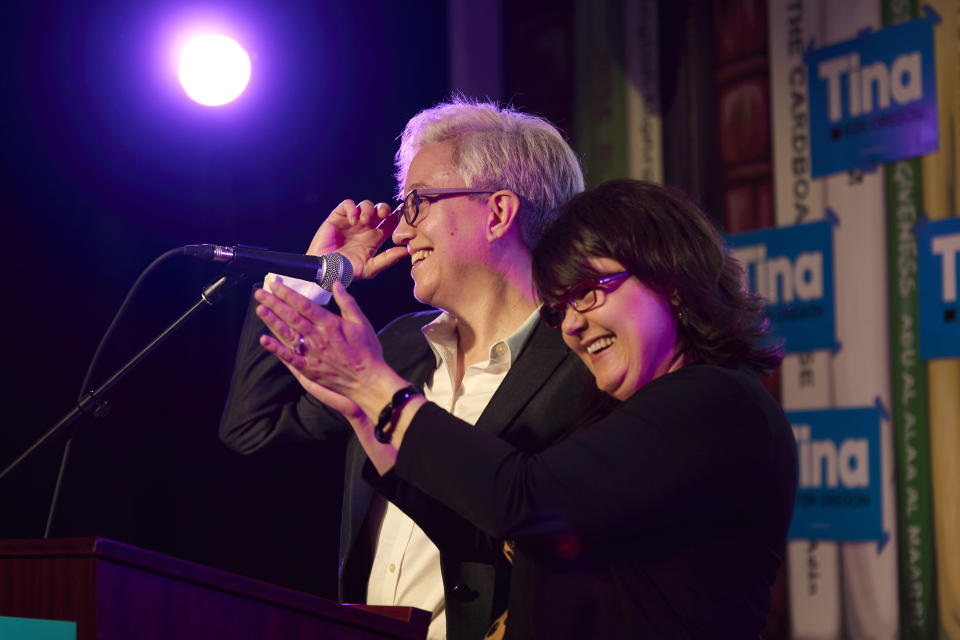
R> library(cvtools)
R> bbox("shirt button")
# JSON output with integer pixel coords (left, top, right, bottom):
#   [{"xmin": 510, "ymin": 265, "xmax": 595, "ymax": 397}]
[
  {"xmin": 389, "ymin": 563, "xmax": 396, "ymax": 573},
  {"xmin": 451, "ymin": 583, "xmax": 478, "ymax": 602},
  {"xmin": 494, "ymin": 344, "xmax": 505, "ymax": 355}
]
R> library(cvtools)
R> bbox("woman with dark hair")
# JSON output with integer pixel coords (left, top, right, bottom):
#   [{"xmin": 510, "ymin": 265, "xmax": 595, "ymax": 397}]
[
  {"xmin": 254, "ymin": 179, "xmax": 798, "ymax": 639},
  {"xmin": 533, "ymin": 179, "xmax": 783, "ymax": 378}
]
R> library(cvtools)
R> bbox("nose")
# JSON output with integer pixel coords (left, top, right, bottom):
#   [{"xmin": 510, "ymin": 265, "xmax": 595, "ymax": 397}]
[
  {"xmin": 392, "ymin": 212, "xmax": 414, "ymax": 246},
  {"xmin": 561, "ymin": 305, "xmax": 587, "ymax": 336}
]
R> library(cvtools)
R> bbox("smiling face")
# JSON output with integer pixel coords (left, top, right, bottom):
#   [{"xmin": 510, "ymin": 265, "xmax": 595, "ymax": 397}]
[
  {"xmin": 561, "ymin": 257, "xmax": 682, "ymax": 401},
  {"xmin": 391, "ymin": 142, "xmax": 491, "ymax": 309}
]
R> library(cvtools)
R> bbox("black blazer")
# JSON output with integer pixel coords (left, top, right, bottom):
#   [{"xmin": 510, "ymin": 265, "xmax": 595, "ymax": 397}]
[
  {"xmin": 393, "ymin": 364, "xmax": 799, "ymax": 639},
  {"xmin": 219, "ymin": 293, "xmax": 615, "ymax": 639}
]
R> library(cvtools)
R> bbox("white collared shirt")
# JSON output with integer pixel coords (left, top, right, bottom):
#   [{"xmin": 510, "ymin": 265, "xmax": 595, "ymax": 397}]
[{"xmin": 364, "ymin": 309, "xmax": 540, "ymax": 640}]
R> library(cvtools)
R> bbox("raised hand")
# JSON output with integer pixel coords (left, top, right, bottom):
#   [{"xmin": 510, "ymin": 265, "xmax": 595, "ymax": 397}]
[{"xmin": 307, "ymin": 199, "xmax": 407, "ymax": 280}]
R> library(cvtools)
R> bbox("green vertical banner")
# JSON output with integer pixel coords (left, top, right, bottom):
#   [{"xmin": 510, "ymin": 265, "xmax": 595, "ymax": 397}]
[
  {"xmin": 573, "ymin": 0, "xmax": 628, "ymax": 186},
  {"xmin": 887, "ymin": 157, "xmax": 938, "ymax": 639},
  {"xmin": 883, "ymin": 1, "xmax": 939, "ymax": 638}
]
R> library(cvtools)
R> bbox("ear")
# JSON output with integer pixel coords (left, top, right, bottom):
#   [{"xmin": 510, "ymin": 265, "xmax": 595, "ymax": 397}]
[{"xmin": 484, "ymin": 190, "xmax": 521, "ymax": 242}]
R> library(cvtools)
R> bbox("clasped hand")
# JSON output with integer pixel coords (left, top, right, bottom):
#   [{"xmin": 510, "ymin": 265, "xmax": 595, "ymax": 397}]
[{"xmin": 255, "ymin": 281, "xmax": 406, "ymax": 424}]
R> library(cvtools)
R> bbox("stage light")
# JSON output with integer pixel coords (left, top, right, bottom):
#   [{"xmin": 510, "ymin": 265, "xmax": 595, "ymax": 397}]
[{"xmin": 178, "ymin": 34, "xmax": 250, "ymax": 106}]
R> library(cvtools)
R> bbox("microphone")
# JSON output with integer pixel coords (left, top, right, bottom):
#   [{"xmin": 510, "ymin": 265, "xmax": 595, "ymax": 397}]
[{"xmin": 184, "ymin": 244, "xmax": 354, "ymax": 291}]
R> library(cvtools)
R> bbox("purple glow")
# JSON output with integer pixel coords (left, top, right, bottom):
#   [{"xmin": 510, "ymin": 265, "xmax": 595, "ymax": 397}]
[{"xmin": 178, "ymin": 34, "xmax": 250, "ymax": 106}]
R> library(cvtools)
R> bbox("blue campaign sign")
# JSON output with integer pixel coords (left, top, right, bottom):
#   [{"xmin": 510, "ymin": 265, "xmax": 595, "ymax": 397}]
[
  {"xmin": 787, "ymin": 406, "xmax": 884, "ymax": 543},
  {"xmin": 807, "ymin": 18, "xmax": 938, "ymax": 177},
  {"xmin": 917, "ymin": 217, "xmax": 960, "ymax": 359},
  {"xmin": 726, "ymin": 220, "xmax": 835, "ymax": 353}
]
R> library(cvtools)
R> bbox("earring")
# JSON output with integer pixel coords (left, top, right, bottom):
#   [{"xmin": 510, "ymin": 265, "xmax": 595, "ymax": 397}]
[{"xmin": 670, "ymin": 291, "xmax": 682, "ymax": 317}]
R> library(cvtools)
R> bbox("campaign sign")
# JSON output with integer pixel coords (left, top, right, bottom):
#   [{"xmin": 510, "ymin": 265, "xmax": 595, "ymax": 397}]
[
  {"xmin": 727, "ymin": 220, "xmax": 835, "ymax": 352},
  {"xmin": 787, "ymin": 407, "xmax": 883, "ymax": 542},
  {"xmin": 917, "ymin": 217, "xmax": 960, "ymax": 359},
  {"xmin": 807, "ymin": 18, "xmax": 938, "ymax": 177}
]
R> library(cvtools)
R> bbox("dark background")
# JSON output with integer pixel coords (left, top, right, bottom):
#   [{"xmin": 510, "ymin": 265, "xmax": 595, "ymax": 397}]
[
  {"xmin": 0, "ymin": 0, "xmax": 449, "ymax": 598},
  {"xmin": 0, "ymin": 0, "xmax": 720, "ymax": 600}
]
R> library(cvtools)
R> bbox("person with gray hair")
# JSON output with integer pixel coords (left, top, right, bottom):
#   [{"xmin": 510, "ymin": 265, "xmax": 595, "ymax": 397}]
[
  {"xmin": 394, "ymin": 98, "xmax": 584, "ymax": 249},
  {"xmin": 219, "ymin": 97, "xmax": 613, "ymax": 640}
]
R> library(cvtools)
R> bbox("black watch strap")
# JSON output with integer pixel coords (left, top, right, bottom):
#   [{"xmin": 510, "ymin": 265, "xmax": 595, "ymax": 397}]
[{"xmin": 374, "ymin": 383, "xmax": 424, "ymax": 444}]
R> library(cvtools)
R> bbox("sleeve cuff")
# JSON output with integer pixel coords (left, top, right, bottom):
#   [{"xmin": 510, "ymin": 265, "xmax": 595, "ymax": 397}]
[{"xmin": 264, "ymin": 273, "xmax": 332, "ymax": 305}]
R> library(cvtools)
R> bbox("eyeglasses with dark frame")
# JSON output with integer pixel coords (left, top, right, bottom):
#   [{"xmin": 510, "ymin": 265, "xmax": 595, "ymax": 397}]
[
  {"xmin": 539, "ymin": 271, "xmax": 632, "ymax": 329},
  {"xmin": 390, "ymin": 188, "xmax": 498, "ymax": 226}
]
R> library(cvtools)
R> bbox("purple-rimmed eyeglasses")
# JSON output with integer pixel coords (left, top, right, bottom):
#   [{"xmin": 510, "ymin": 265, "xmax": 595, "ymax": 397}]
[
  {"xmin": 539, "ymin": 272, "xmax": 631, "ymax": 329},
  {"xmin": 387, "ymin": 188, "xmax": 498, "ymax": 227}
]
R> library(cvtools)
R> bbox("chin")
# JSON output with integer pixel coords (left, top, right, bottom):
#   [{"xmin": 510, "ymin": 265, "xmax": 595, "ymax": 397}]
[
  {"xmin": 604, "ymin": 376, "xmax": 637, "ymax": 402},
  {"xmin": 596, "ymin": 376, "xmax": 621, "ymax": 397},
  {"xmin": 411, "ymin": 282, "xmax": 436, "ymax": 306},
  {"xmin": 610, "ymin": 388, "xmax": 634, "ymax": 402}
]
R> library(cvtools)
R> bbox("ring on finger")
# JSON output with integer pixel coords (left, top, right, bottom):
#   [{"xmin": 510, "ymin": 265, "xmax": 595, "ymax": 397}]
[{"xmin": 294, "ymin": 334, "xmax": 306, "ymax": 356}]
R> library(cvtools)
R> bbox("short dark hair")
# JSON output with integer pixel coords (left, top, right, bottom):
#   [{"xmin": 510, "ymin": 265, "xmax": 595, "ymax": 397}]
[{"xmin": 532, "ymin": 179, "xmax": 782, "ymax": 375}]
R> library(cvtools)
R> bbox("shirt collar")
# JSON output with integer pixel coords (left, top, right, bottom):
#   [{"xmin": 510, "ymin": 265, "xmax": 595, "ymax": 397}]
[{"xmin": 420, "ymin": 308, "xmax": 541, "ymax": 368}]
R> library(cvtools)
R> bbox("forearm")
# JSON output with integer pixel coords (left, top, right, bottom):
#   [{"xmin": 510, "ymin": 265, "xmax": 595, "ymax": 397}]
[
  {"xmin": 391, "ymin": 370, "xmax": 784, "ymax": 541},
  {"xmin": 392, "ymin": 402, "xmax": 531, "ymax": 538},
  {"xmin": 342, "ymin": 370, "xmax": 427, "ymax": 474},
  {"xmin": 390, "ymin": 402, "xmax": 680, "ymax": 540}
]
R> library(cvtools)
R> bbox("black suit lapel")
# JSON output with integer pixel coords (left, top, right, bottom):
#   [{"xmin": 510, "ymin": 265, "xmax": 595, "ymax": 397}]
[
  {"xmin": 379, "ymin": 310, "xmax": 440, "ymax": 386},
  {"xmin": 340, "ymin": 311, "xmax": 438, "ymax": 597},
  {"xmin": 402, "ymin": 353, "xmax": 439, "ymax": 388},
  {"xmin": 474, "ymin": 320, "xmax": 570, "ymax": 437}
]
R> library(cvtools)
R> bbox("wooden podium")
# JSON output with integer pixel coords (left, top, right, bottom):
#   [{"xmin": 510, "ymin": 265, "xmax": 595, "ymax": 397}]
[{"xmin": 0, "ymin": 538, "xmax": 429, "ymax": 639}]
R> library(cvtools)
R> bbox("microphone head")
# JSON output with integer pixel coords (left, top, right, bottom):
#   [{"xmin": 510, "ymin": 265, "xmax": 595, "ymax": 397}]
[{"xmin": 320, "ymin": 252, "xmax": 354, "ymax": 291}]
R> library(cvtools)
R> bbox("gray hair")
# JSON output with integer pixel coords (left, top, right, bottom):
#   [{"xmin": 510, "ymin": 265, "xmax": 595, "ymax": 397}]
[{"xmin": 395, "ymin": 96, "xmax": 585, "ymax": 249}]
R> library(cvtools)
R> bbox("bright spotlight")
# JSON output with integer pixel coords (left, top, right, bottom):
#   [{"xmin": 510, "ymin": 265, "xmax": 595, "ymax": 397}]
[{"xmin": 178, "ymin": 34, "xmax": 251, "ymax": 106}]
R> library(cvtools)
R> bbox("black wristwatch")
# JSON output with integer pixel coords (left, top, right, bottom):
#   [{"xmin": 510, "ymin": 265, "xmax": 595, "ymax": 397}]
[{"xmin": 374, "ymin": 383, "xmax": 424, "ymax": 444}]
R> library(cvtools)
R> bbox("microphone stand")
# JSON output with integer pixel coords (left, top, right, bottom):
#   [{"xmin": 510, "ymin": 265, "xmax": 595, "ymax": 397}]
[{"xmin": 0, "ymin": 275, "xmax": 242, "ymax": 529}]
